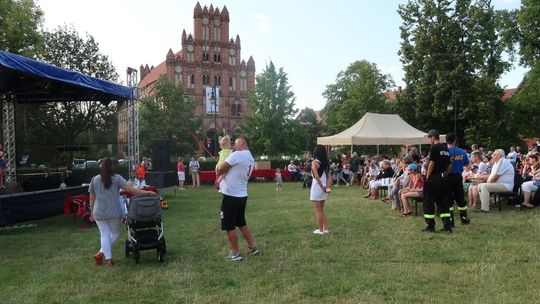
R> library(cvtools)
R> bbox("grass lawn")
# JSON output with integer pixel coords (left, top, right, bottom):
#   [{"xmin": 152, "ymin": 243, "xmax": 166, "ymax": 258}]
[{"xmin": 2, "ymin": 183, "xmax": 540, "ymax": 303}]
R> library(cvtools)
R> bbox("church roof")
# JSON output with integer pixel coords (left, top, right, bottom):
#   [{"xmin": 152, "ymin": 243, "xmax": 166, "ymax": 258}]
[{"xmin": 139, "ymin": 50, "xmax": 182, "ymax": 88}]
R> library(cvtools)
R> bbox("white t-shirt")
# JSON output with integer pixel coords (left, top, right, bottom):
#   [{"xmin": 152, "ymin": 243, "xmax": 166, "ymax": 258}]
[
  {"xmin": 507, "ymin": 151, "xmax": 517, "ymax": 163},
  {"xmin": 477, "ymin": 161, "xmax": 488, "ymax": 174},
  {"xmin": 489, "ymin": 158, "xmax": 514, "ymax": 191},
  {"xmin": 219, "ymin": 150, "xmax": 254, "ymax": 198}
]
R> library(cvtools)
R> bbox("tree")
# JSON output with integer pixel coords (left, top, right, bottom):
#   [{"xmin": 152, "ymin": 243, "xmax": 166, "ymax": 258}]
[
  {"xmin": 517, "ymin": 0, "xmax": 540, "ymax": 67},
  {"xmin": 297, "ymin": 107, "xmax": 322, "ymax": 155},
  {"xmin": 322, "ymin": 60, "xmax": 394, "ymax": 134},
  {"xmin": 505, "ymin": 0, "xmax": 540, "ymax": 139},
  {"xmin": 397, "ymin": 0, "xmax": 516, "ymax": 148},
  {"xmin": 0, "ymin": 0, "xmax": 43, "ymax": 56},
  {"xmin": 139, "ymin": 76, "xmax": 203, "ymax": 158},
  {"xmin": 23, "ymin": 25, "xmax": 119, "ymax": 162},
  {"xmin": 241, "ymin": 62, "xmax": 300, "ymax": 156}
]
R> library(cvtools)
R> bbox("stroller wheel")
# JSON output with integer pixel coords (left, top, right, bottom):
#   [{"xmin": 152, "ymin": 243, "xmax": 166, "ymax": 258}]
[
  {"xmin": 160, "ymin": 237, "xmax": 167, "ymax": 255},
  {"xmin": 157, "ymin": 249, "xmax": 165, "ymax": 263},
  {"xmin": 124, "ymin": 240, "xmax": 131, "ymax": 257},
  {"xmin": 133, "ymin": 246, "xmax": 140, "ymax": 264}
]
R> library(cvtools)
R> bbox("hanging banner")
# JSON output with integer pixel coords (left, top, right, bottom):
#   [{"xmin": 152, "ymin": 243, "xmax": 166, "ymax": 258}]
[{"xmin": 205, "ymin": 87, "xmax": 220, "ymax": 114}]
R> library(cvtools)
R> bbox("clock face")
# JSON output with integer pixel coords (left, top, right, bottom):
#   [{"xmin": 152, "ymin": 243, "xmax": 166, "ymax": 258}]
[
  {"xmin": 240, "ymin": 70, "xmax": 247, "ymax": 77},
  {"xmin": 202, "ymin": 16, "xmax": 209, "ymax": 25},
  {"xmin": 187, "ymin": 44, "xmax": 194, "ymax": 52},
  {"xmin": 175, "ymin": 65, "xmax": 182, "ymax": 74},
  {"xmin": 214, "ymin": 18, "xmax": 221, "ymax": 26},
  {"xmin": 229, "ymin": 48, "xmax": 236, "ymax": 56}
]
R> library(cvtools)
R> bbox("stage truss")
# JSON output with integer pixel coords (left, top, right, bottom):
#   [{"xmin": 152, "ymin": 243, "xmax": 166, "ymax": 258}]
[
  {"xmin": 2, "ymin": 94, "xmax": 17, "ymax": 183},
  {"xmin": 126, "ymin": 68, "xmax": 140, "ymax": 181}
]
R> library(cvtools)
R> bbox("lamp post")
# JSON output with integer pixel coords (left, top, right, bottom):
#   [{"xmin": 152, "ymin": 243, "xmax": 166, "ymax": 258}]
[
  {"xmin": 209, "ymin": 87, "xmax": 218, "ymax": 157},
  {"xmin": 447, "ymin": 95, "xmax": 457, "ymax": 135}
]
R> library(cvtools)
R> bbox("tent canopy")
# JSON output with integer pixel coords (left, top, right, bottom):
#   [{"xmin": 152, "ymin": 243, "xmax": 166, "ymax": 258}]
[
  {"xmin": 0, "ymin": 50, "xmax": 134, "ymax": 103},
  {"xmin": 317, "ymin": 112, "xmax": 435, "ymax": 146}
]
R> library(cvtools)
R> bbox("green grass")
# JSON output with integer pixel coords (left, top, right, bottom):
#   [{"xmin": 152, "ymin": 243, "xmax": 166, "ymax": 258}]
[{"xmin": 2, "ymin": 183, "xmax": 540, "ymax": 303}]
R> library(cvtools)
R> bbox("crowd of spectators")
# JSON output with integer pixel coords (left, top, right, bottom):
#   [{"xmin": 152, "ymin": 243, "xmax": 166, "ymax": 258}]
[{"xmin": 288, "ymin": 140, "xmax": 540, "ymax": 216}]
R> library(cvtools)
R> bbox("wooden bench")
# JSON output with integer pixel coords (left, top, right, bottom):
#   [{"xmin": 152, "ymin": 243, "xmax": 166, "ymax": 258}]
[
  {"xmin": 490, "ymin": 191, "xmax": 517, "ymax": 211},
  {"xmin": 411, "ymin": 197, "xmax": 424, "ymax": 216}
]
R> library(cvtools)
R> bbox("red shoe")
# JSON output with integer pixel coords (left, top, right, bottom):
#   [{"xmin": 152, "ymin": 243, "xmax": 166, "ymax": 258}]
[{"xmin": 94, "ymin": 252, "xmax": 104, "ymax": 266}]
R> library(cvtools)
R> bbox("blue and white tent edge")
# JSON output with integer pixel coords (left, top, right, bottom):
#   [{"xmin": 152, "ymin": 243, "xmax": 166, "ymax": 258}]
[{"xmin": 0, "ymin": 50, "xmax": 134, "ymax": 102}]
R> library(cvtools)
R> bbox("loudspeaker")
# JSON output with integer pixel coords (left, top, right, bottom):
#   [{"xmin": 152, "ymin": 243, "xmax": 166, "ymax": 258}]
[{"xmin": 152, "ymin": 139, "xmax": 170, "ymax": 171}]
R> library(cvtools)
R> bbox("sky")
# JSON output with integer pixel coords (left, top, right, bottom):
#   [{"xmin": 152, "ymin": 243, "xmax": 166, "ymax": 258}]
[{"xmin": 37, "ymin": 0, "xmax": 525, "ymax": 111}]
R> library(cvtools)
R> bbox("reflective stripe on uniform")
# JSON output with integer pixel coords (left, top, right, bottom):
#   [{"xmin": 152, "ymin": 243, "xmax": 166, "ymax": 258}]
[
  {"xmin": 449, "ymin": 207, "xmax": 454, "ymax": 211},
  {"xmin": 440, "ymin": 213, "xmax": 451, "ymax": 218},
  {"xmin": 424, "ymin": 214, "xmax": 435, "ymax": 219},
  {"xmin": 458, "ymin": 206, "xmax": 468, "ymax": 211}
]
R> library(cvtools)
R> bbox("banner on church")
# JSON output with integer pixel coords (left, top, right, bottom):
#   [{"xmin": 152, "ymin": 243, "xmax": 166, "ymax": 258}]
[{"xmin": 205, "ymin": 87, "xmax": 220, "ymax": 114}]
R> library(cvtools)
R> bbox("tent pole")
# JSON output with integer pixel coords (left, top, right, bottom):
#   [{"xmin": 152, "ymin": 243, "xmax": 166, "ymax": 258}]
[
  {"xmin": 377, "ymin": 145, "xmax": 379, "ymax": 156},
  {"xmin": 351, "ymin": 145, "xmax": 353, "ymax": 155}
]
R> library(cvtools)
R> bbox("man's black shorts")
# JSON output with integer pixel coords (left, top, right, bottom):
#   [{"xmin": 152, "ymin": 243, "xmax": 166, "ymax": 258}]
[{"xmin": 221, "ymin": 194, "xmax": 248, "ymax": 231}]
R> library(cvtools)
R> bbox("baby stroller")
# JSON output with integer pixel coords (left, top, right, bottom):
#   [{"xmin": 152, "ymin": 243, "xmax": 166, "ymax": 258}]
[{"xmin": 124, "ymin": 194, "xmax": 166, "ymax": 263}]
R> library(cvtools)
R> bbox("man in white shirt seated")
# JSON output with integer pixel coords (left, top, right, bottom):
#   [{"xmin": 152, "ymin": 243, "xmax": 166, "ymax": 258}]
[
  {"xmin": 288, "ymin": 160, "xmax": 301, "ymax": 181},
  {"xmin": 478, "ymin": 149, "xmax": 515, "ymax": 212}
]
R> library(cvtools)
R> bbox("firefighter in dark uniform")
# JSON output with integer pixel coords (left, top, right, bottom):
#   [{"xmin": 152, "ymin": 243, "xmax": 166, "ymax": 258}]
[
  {"xmin": 446, "ymin": 133, "xmax": 471, "ymax": 226},
  {"xmin": 423, "ymin": 129, "xmax": 453, "ymax": 233}
]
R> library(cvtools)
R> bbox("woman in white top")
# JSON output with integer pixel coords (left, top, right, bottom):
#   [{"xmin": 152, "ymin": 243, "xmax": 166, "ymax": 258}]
[{"xmin": 311, "ymin": 145, "xmax": 332, "ymax": 235}]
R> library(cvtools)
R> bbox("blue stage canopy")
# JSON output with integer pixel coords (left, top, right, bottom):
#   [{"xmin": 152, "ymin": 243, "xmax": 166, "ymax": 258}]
[{"xmin": 0, "ymin": 50, "xmax": 134, "ymax": 103}]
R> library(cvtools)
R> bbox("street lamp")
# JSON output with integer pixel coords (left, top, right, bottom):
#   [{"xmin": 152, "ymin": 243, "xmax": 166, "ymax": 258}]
[
  {"xmin": 209, "ymin": 87, "xmax": 218, "ymax": 157},
  {"xmin": 447, "ymin": 95, "xmax": 457, "ymax": 135}
]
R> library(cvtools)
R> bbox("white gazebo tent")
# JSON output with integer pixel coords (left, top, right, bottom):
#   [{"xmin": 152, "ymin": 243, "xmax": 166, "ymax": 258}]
[{"xmin": 317, "ymin": 112, "xmax": 442, "ymax": 153}]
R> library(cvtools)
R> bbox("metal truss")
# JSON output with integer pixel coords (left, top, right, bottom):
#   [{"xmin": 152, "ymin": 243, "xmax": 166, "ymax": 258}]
[
  {"xmin": 2, "ymin": 94, "xmax": 17, "ymax": 183},
  {"xmin": 126, "ymin": 68, "xmax": 140, "ymax": 181}
]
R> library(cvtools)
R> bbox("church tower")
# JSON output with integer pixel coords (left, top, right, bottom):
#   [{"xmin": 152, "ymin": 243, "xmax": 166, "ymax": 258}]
[{"xmin": 135, "ymin": 2, "xmax": 256, "ymax": 157}]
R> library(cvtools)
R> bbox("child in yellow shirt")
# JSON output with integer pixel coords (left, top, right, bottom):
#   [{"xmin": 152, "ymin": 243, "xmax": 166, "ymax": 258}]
[{"xmin": 215, "ymin": 136, "xmax": 233, "ymax": 188}]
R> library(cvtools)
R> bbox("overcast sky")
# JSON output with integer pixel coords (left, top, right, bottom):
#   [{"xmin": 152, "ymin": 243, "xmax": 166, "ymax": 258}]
[{"xmin": 37, "ymin": 0, "xmax": 525, "ymax": 111}]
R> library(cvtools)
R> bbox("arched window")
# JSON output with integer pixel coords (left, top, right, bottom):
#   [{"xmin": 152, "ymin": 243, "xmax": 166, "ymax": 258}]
[
  {"xmin": 202, "ymin": 26, "xmax": 209, "ymax": 40},
  {"xmin": 231, "ymin": 100, "xmax": 242, "ymax": 116},
  {"xmin": 229, "ymin": 77, "xmax": 236, "ymax": 91}
]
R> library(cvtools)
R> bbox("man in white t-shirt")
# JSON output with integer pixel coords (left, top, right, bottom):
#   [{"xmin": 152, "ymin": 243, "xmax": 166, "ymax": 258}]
[
  {"xmin": 506, "ymin": 146, "xmax": 518, "ymax": 168},
  {"xmin": 216, "ymin": 136, "xmax": 259, "ymax": 262},
  {"xmin": 478, "ymin": 149, "xmax": 515, "ymax": 212}
]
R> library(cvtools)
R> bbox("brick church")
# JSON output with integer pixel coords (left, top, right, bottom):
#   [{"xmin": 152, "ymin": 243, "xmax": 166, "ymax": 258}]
[{"xmin": 117, "ymin": 2, "xmax": 255, "ymax": 156}]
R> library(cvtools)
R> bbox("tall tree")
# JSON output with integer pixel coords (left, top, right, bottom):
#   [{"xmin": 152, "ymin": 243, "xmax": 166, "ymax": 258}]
[
  {"xmin": 26, "ymin": 25, "xmax": 119, "ymax": 156},
  {"xmin": 139, "ymin": 76, "xmax": 203, "ymax": 158},
  {"xmin": 507, "ymin": 0, "xmax": 540, "ymax": 138},
  {"xmin": 397, "ymin": 0, "xmax": 516, "ymax": 148},
  {"xmin": 241, "ymin": 62, "xmax": 300, "ymax": 156},
  {"xmin": 297, "ymin": 107, "xmax": 322, "ymax": 154},
  {"xmin": 322, "ymin": 60, "xmax": 394, "ymax": 134},
  {"xmin": 0, "ymin": 0, "xmax": 43, "ymax": 56}
]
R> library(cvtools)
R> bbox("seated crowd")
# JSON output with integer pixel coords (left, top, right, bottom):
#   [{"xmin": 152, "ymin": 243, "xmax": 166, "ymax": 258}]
[{"xmin": 306, "ymin": 140, "xmax": 540, "ymax": 216}]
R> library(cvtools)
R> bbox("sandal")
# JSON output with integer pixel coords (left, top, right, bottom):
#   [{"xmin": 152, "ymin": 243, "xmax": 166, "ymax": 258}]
[{"xmin": 401, "ymin": 212, "xmax": 413, "ymax": 217}]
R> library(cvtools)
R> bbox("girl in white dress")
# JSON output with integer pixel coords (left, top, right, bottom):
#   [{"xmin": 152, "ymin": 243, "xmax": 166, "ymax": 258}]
[{"xmin": 311, "ymin": 145, "xmax": 332, "ymax": 235}]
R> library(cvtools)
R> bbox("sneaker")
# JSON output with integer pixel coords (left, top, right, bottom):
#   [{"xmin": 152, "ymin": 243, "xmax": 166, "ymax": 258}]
[
  {"xmin": 248, "ymin": 246, "xmax": 260, "ymax": 256},
  {"xmin": 94, "ymin": 252, "xmax": 104, "ymax": 266},
  {"xmin": 460, "ymin": 216, "xmax": 470, "ymax": 225},
  {"xmin": 313, "ymin": 229, "xmax": 325, "ymax": 235},
  {"xmin": 323, "ymin": 229, "xmax": 330, "ymax": 234},
  {"xmin": 421, "ymin": 226, "xmax": 435, "ymax": 233},
  {"xmin": 226, "ymin": 251, "xmax": 243, "ymax": 262},
  {"xmin": 105, "ymin": 259, "xmax": 114, "ymax": 268}
]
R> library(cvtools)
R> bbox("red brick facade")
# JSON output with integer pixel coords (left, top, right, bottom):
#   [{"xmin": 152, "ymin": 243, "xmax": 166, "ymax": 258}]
[{"xmin": 118, "ymin": 2, "xmax": 255, "ymax": 157}]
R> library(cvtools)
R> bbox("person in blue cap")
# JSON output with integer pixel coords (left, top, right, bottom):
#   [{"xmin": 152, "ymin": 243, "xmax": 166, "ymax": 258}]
[{"xmin": 446, "ymin": 133, "xmax": 471, "ymax": 226}]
